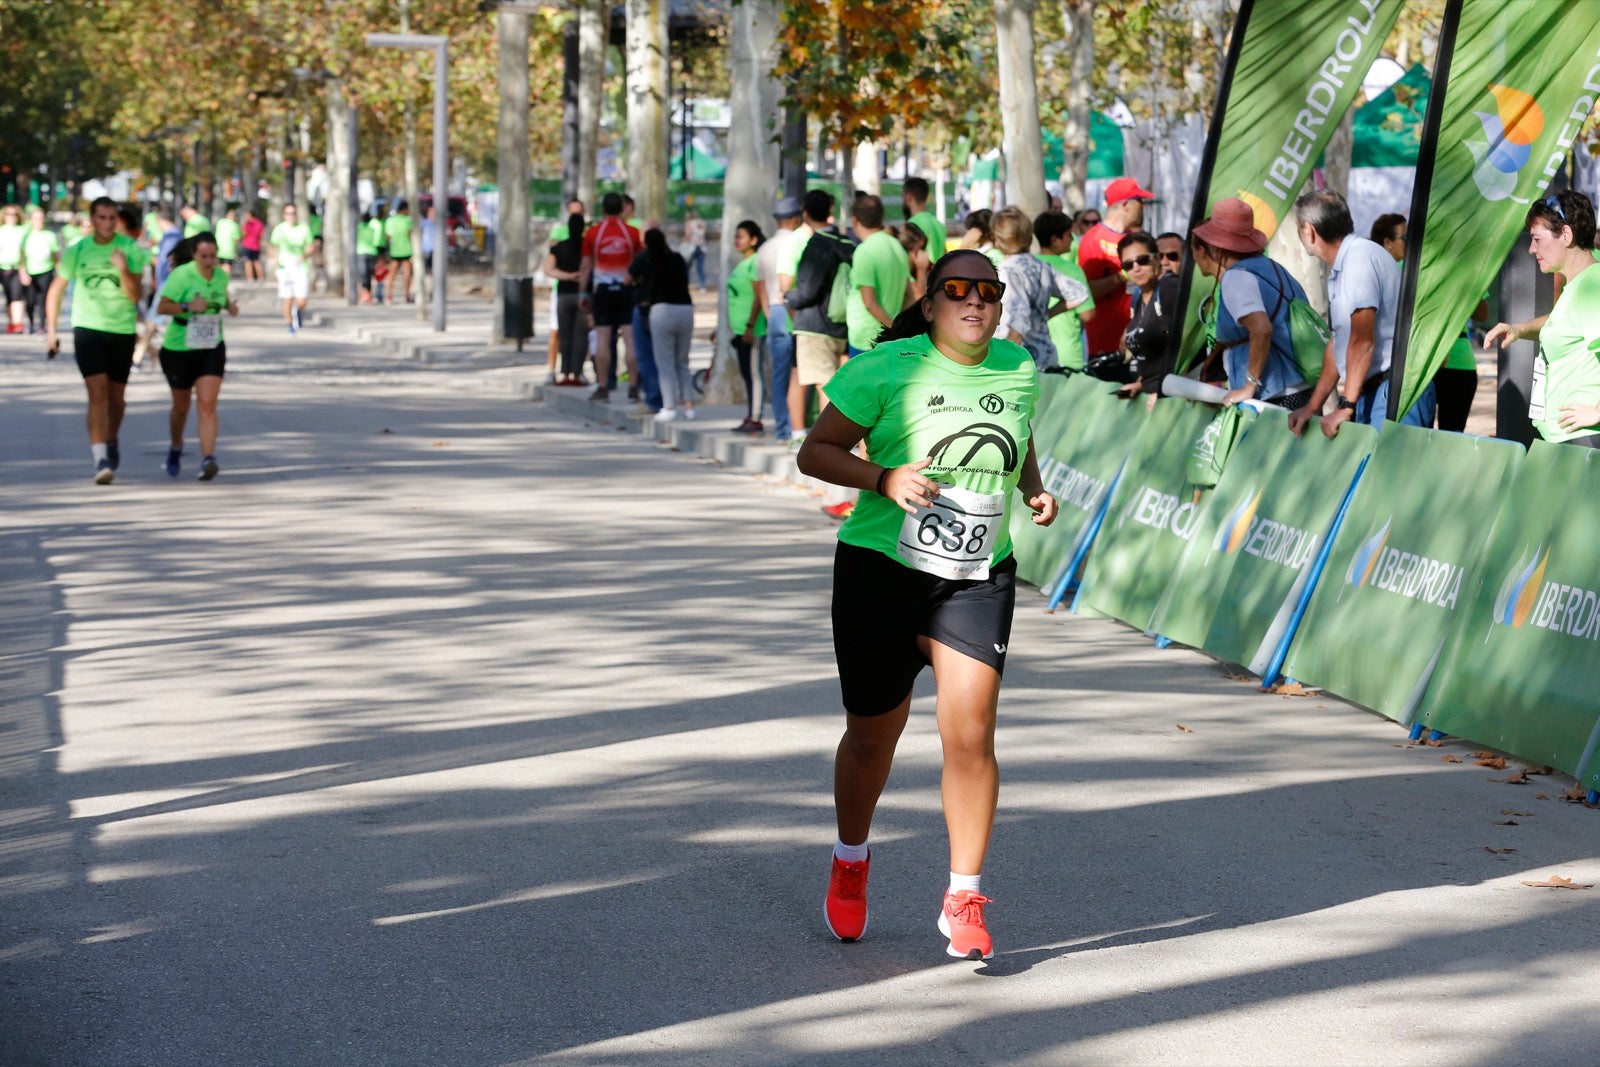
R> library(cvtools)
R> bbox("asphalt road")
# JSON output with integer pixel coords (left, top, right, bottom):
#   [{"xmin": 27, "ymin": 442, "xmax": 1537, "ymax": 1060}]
[{"xmin": 1, "ymin": 298, "xmax": 1596, "ymax": 1066}]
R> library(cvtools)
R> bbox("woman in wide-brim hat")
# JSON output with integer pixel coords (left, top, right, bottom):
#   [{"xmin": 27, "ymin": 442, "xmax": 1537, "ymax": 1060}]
[{"xmin": 1190, "ymin": 197, "xmax": 1315, "ymax": 409}]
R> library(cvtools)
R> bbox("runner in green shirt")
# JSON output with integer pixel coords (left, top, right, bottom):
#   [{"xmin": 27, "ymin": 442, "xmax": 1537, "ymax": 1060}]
[
  {"xmin": 0, "ymin": 204, "xmax": 27, "ymax": 333},
  {"xmin": 385, "ymin": 200, "xmax": 415, "ymax": 303},
  {"xmin": 846, "ymin": 196, "xmax": 912, "ymax": 354},
  {"xmin": 214, "ymin": 207, "xmax": 242, "ymax": 272},
  {"xmin": 1487, "ymin": 191, "xmax": 1600, "ymax": 446},
  {"xmin": 180, "ymin": 205, "xmax": 212, "ymax": 238},
  {"xmin": 45, "ymin": 196, "xmax": 151, "ymax": 483},
  {"xmin": 727, "ymin": 220, "xmax": 769, "ymax": 433},
  {"xmin": 902, "ymin": 177, "xmax": 946, "ymax": 261},
  {"xmin": 268, "ymin": 203, "xmax": 314, "ymax": 333},
  {"xmin": 22, "ymin": 207, "xmax": 60, "ymax": 334},
  {"xmin": 155, "ymin": 232, "xmax": 238, "ymax": 481},
  {"xmin": 796, "ymin": 247, "xmax": 1058, "ymax": 962}
]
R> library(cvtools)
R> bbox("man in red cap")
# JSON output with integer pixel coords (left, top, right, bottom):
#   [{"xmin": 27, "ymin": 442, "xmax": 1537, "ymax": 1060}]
[{"xmin": 1078, "ymin": 176, "xmax": 1154, "ymax": 375}]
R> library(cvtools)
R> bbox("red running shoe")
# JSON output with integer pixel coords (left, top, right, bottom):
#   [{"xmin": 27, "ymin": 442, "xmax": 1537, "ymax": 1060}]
[
  {"xmin": 824, "ymin": 853, "xmax": 870, "ymax": 941},
  {"xmin": 822, "ymin": 500, "xmax": 855, "ymax": 521},
  {"xmin": 937, "ymin": 890, "xmax": 994, "ymax": 959}
]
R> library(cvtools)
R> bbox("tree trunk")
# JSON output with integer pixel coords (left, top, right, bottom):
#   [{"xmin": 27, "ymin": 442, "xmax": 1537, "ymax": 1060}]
[
  {"xmin": 1059, "ymin": 0, "xmax": 1096, "ymax": 213},
  {"xmin": 266, "ymin": 120, "xmax": 284, "ymax": 228},
  {"xmin": 996, "ymin": 0, "xmax": 1047, "ymax": 220},
  {"xmin": 706, "ymin": 0, "xmax": 782, "ymax": 404},
  {"xmin": 577, "ymin": 0, "xmax": 609, "ymax": 211},
  {"xmin": 1322, "ymin": 105, "xmax": 1354, "ymax": 197},
  {"xmin": 325, "ymin": 82, "xmax": 352, "ymax": 295},
  {"xmin": 625, "ymin": 0, "xmax": 669, "ymax": 224},
  {"xmin": 494, "ymin": 5, "xmax": 532, "ymax": 344},
  {"xmin": 853, "ymin": 140, "xmax": 881, "ymax": 196},
  {"xmin": 838, "ymin": 144, "xmax": 855, "ymax": 220}
]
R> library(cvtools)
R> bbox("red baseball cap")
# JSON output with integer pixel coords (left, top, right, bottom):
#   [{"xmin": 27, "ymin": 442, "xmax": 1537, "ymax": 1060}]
[{"xmin": 1105, "ymin": 177, "xmax": 1155, "ymax": 205}]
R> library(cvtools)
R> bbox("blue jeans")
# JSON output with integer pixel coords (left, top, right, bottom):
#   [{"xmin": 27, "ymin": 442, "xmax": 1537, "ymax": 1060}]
[
  {"xmin": 767, "ymin": 306, "xmax": 795, "ymax": 439},
  {"xmin": 689, "ymin": 247, "xmax": 706, "ymax": 289},
  {"xmin": 632, "ymin": 302, "xmax": 662, "ymax": 410},
  {"xmin": 1356, "ymin": 378, "xmax": 1436, "ymax": 429}
]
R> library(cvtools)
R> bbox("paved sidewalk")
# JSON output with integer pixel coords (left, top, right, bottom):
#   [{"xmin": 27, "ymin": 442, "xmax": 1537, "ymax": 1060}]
[{"xmin": 1, "ymin": 303, "xmax": 1597, "ymax": 1066}]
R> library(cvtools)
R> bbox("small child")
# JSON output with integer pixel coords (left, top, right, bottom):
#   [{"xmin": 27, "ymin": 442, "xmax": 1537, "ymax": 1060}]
[{"xmin": 991, "ymin": 206, "xmax": 1080, "ymax": 371}]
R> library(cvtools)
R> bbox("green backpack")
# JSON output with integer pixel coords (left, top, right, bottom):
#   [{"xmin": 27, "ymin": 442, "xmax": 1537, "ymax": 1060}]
[
  {"xmin": 1269, "ymin": 262, "xmax": 1332, "ymax": 385},
  {"xmin": 824, "ymin": 238, "xmax": 852, "ymax": 325}
]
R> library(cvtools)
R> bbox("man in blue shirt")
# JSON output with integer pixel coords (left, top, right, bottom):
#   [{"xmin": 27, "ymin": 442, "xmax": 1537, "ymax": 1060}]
[{"xmin": 1288, "ymin": 190, "xmax": 1435, "ymax": 436}]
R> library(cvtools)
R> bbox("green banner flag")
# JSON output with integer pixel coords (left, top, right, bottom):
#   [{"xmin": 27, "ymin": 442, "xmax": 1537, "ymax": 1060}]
[
  {"xmin": 1075, "ymin": 398, "xmax": 1220, "ymax": 629},
  {"xmin": 1281, "ymin": 426, "xmax": 1522, "ymax": 720},
  {"xmin": 1010, "ymin": 379, "xmax": 1146, "ymax": 590},
  {"xmin": 1176, "ymin": 0, "xmax": 1405, "ymax": 366},
  {"xmin": 1148, "ymin": 416, "xmax": 1375, "ymax": 672},
  {"xmin": 1417, "ymin": 441, "xmax": 1600, "ymax": 790},
  {"xmin": 1392, "ymin": 0, "xmax": 1600, "ymax": 417}
]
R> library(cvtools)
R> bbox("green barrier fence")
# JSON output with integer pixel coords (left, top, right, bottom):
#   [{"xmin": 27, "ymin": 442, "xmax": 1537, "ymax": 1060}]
[
  {"xmin": 1148, "ymin": 415, "xmax": 1376, "ymax": 673},
  {"xmin": 1074, "ymin": 398, "xmax": 1219, "ymax": 628},
  {"xmin": 1281, "ymin": 426, "xmax": 1523, "ymax": 724},
  {"xmin": 1415, "ymin": 443, "xmax": 1600, "ymax": 790},
  {"xmin": 1010, "ymin": 379, "xmax": 1147, "ymax": 591}
]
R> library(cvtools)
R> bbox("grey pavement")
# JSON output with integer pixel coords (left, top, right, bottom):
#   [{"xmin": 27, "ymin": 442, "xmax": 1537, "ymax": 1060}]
[{"xmin": 1, "ymin": 296, "xmax": 1597, "ymax": 1066}]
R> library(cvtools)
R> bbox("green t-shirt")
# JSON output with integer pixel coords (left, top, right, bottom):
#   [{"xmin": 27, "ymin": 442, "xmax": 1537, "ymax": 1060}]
[
  {"xmin": 1038, "ymin": 253, "xmax": 1094, "ymax": 371},
  {"xmin": 158, "ymin": 261, "xmax": 231, "ymax": 352},
  {"xmin": 1533, "ymin": 264, "xmax": 1600, "ymax": 442},
  {"xmin": 778, "ymin": 223, "xmax": 815, "ymax": 280},
  {"xmin": 364, "ymin": 217, "xmax": 387, "ymax": 254},
  {"xmin": 826, "ymin": 333, "xmax": 1040, "ymax": 568},
  {"xmin": 309, "ymin": 214, "xmax": 323, "ymax": 239},
  {"xmin": 57, "ymin": 234, "xmax": 150, "ymax": 334},
  {"xmin": 214, "ymin": 217, "xmax": 242, "ymax": 259},
  {"xmin": 0, "ymin": 224, "xmax": 25, "ymax": 269},
  {"xmin": 846, "ymin": 230, "xmax": 912, "ymax": 351},
  {"xmin": 356, "ymin": 221, "xmax": 379, "ymax": 257},
  {"xmin": 63, "ymin": 224, "xmax": 86, "ymax": 248},
  {"xmin": 385, "ymin": 214, "xmax": 414, "ymax": 257},
  {"xmin": 907, "ymin": 209, "xmax": 946, "ymax": 261},
  {"xmin": 183, "ymin": 214, "xmax": 212, "ymax": 238},
  {"xmin": 269, "ymin": 222, "xmax": 314, "ymax": 268},
  {"xmin": 726, "ymin": 253, "xmax": 766, "ymax": 339},
  {"xmin": 24, "ymin": 230, "xmax": 60, "ymax": 275},
  {"xmin": 549, "ymin": 223, "xmax": 569, "ymax": 244}
]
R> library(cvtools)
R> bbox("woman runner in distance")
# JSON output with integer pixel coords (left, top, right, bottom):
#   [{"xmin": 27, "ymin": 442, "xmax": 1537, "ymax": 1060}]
[
  {"xmin": 797, "ymin": 248, "xmax": 1058, "ymax": 961},
  {"xmin": 156, "ymin": 232, "xmax": 237, "ymax": 480}
]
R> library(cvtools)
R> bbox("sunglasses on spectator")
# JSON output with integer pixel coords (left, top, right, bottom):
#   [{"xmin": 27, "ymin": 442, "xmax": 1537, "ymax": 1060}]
[
  {"xmin": 937, "ymin": 277, "xmax": 1006, "ymax": 304},
  {"xmin": 1120, "ymin": 254, "xmax": 1157, "ymax": 271},
  {"xmin": 1159, "ymin": 250, "xmax": 1183, "ymax": 262}
]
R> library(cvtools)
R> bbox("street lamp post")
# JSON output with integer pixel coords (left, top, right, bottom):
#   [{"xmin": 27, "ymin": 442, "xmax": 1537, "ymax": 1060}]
[{"xmin": 364, "ymin": 32, "xmax": 449, "ymax": 332}]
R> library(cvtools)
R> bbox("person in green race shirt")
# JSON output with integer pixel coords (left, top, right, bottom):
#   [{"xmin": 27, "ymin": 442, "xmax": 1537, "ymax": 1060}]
[
  {"xmin": 180, "ymin": 204, "xmax": 212, "ymax": 238},
  {"xmin": 44, "ymin": 196, "xmax": 150, "ymax": 484},
  {"xmin": 214, "ymin": 205, "xmax": 242, "ymax": 276},
  {"xmin": 366, "ymin": 203, "xmax": 390, "ymax": 302},
  {"xmin": 1486, "ymin": 190, "xmax": 1600, "ymax": 446},
  {"xmin": 269, "ymin": 203, "xmax": 314, "ymax": 333},
  {"xmin": 1033, "ymin": 209, "xmax": 1095, "ymax": 371},
  {"xmin": 23, "ymin": 207, "xmax": 60, "ymax": 334},
  {"xmin": 797, "ymin": 248, "xmax": 1059, "ymax": 962},
  {"xmin": 355, "ymin": 208, "xmax": 379, "ymax": 303},
  {"xmin": 846, "ymin": 194, "xmax": 913, "ymax": 358},
  {"xmin": 155, "ymin": 232, "xmax": 238, "ymax": 481},
  {"xmin": 385, "ymin": 200, "xmax": 415, "ymax": 304},
  {"xmin": 726, "ymin": 219, "xmax": 768, "ymax": 433},
  {"xmin": 0, "ymin": 204, "xmax": 27, "ymax": 333},
  {"xmin": 902, "ymin": 176, "xmax": 946, "ymax": 262}
]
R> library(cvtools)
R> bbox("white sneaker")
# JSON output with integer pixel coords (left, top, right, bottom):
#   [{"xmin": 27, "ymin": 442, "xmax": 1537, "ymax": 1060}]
[
  {"xmin": 654, "ymin": 408, "xmax": 679, "ymax": 422},
  {"xmin": 683, "ymin": 407, "xmax": 697, "ymax": 420}
]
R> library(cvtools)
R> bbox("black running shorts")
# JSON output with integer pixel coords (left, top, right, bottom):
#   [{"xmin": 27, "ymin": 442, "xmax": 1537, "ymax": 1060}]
[
  {"xmin": 159, "ymin": 343, "xmax": 226, "ymax": 391},
  {"xmin": 590, "ymin": 282, "xmax": 633, "ymax": 328},
  {"xmin": 73, "ymin": 327, "xmax": 136, "ymax": 384},
  {"xmin": 832, "ymin": 541, "xmax": 1017, "ymax": 718},
  {"xmin": 0, "ymin": 268, "xmax": 22, "ymax": 303}
]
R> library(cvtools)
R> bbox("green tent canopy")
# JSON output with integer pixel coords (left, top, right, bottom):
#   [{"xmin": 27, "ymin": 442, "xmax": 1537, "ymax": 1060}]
[
  {"xmin": 1353, "ymin": 63, "xmax": 1430, "ymax": 168},
  {"xmin": 669, "ymin": 144, "xmax": 727, "ymax": 181},
  {"xmin": 970, "ymin": 112, "xmax": 1127, "ymax": 182}
]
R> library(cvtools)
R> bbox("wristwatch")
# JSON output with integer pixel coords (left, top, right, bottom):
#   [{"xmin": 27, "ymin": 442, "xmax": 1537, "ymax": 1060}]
[
  {"xmin": 1246, "ymin": 374, "xmax": 1263, "ymax": 389},
  {"xmin": 1335, "ymin": 396, "xmax": 1357, "ymax": 411}
]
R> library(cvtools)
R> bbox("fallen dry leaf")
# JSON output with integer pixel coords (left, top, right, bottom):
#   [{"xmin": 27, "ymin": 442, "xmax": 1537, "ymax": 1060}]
[
  {"xmin": 1497, "ymin": 819, "xmax": 1519, "ymax": 826},
  {"xmin": 1536, "ymin": 793, "xmax": 1550, "ymax": 801},
  {"xmin": 1495, "ymin": 769, "xmax": 1532, "ymax": 784},
  {"xmin": 1528, "ymin": 766, "xmax": 1555, "ymax": 776},
  {"xmin": 1476, "ymin": 756, "xmax": 1508, "ymax": 770},
  {"xmin": 433, "ymin": 440, "xmax": 449, "ymax": 446},
  {"xmin": 1441, "ymin": 754, "xmax": 1462, "ymax": 763},
  {"xmin": 1470, "ymin": 750, "xmax": 1497, "ymax": 760},
  {"xmin": 1484, "ymin": 846, "xmax": 1518, "ymax": 855},
  {"xmin": 1421, "ymin": 737, "xmax": 1444, "ymax": 747},
  {"xmin": 1521, "ymin": 875, "xmax": 1594, "ymax": 890},
  {"xmin": 1273, "ymin": 682, "xmax": 1321, "ymax": 697},
  {"xmin": 1562, "ymin": 786, "xmax": 1589, "ymax": 804},
  {"xmin": 379, "ymin": 427, "xmax": 394, "ymax": 434},
  {"xmin": 1223, "ymin": 671, "xmax": 1253, "ymax": 683},
  {"xmin": 1502, "ymin": 810, "xmax": 1534, "ymax": 817},
  {"xmin": 1175, "ymin": 724, "xmax": 1193, "ymax": 733}
]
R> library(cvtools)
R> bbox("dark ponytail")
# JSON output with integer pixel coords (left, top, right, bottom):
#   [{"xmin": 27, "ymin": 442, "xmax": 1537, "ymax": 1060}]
[
  {"xmin": 170, "ymin": 231, "xmax": 217, "ymax": 271},
  {"xmin": 874, "ymin": 248, "xmax": 995, "ymax": 346}
]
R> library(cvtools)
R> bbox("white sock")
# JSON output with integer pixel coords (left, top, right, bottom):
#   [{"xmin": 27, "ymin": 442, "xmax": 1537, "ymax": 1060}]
[
  {"xmin": 948, "ymin": 872, "xmax": 981, "ymax": 895},
  {"xmin": 91, "ymin": 443, "xmax": 107, "ymax": 463},
  {"xmin": 833, "ymin": 838, "xmax": 869, "ymax": 863}
]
